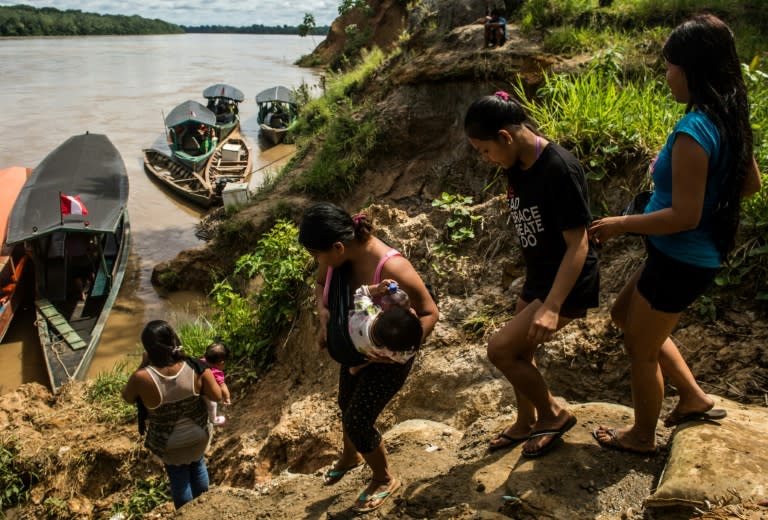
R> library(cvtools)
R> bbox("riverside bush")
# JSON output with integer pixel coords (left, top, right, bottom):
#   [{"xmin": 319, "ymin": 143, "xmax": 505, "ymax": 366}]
[
  {"xmin": 291, "ymin": 48, "xmax": 386, "ymax": 198},
  {"xmin": 209, "ymin": 220, "xmax": 311, "ymax": 367}
]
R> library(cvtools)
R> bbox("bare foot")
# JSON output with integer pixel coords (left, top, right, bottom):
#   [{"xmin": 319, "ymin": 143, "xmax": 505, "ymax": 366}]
[{"xmin": 592, "ymin": 425, "xmax": 656, "ymax": 454}]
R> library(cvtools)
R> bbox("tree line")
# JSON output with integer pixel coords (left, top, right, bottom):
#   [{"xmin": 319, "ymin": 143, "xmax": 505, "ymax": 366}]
[
  {"xmin": 0, "ymin": 5, "xmax": 183, "ymax": 36},
  {"xmin": 0, "ymin": 5, "xmax": 329, "ymax": 37}
]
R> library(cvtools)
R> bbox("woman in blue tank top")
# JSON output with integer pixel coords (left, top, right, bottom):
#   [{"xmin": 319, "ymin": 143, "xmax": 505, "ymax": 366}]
[{"xmin": 588, "ymin": 15, "xmax": 761, "ymax": 454}]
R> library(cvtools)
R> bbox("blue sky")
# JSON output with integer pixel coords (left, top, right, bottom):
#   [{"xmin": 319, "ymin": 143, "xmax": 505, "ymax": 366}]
[{"xmin": 0, "ymin": 0, "xmax": 339, "ymax": 27}]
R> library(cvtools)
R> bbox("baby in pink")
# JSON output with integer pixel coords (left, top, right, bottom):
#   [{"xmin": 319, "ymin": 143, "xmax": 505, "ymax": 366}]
[{"xmin": 200, "ymin": 342, "xmax": 230, "ymax": 425}]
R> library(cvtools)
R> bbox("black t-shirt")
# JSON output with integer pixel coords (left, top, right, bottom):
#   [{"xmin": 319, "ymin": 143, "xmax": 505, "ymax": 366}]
[{"xmin": 505, "ymin": 142, "xmax": 599, "ymax": 309}]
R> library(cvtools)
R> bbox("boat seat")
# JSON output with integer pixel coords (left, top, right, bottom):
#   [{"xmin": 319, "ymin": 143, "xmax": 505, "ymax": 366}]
[{"xmin": 36, "ymin": 298, "xmax": 87, "ymax": 350}]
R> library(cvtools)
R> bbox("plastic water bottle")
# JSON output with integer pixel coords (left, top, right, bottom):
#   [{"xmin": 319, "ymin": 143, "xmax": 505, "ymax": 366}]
[{"xmin": 381, "ymin": 281, "xmax": 408, "ymax": 308}]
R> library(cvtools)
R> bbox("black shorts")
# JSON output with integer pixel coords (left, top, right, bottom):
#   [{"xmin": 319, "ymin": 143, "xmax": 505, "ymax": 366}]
[
  {"xmin": 522, "ymin": 256, "xmax": 600, "ymax": 319},
  {"xmin": 636, "ymin": 240, "xmax": 718, "ymax": 313}
]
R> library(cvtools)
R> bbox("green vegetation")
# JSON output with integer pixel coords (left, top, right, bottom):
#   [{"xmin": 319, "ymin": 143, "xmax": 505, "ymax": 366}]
[
  {"xmin": 0, "ymin": 442, "xmax": 36, "ymax": 513},
  {"xmin": 110, "ymin": 476, "xmax": 170, "ymax": 519},
  {"xmin": 516, "ymin": 0, "xmax": 768, "ymax": 60},
  {"xmin": 0, "ymin": 4, "xmax": 183, "ymax": 36},
  {"xmin": 85, "ymin": 364, "xmax": 134, "ymax": 424},
  {"xmin": 514, "ymin": 53, "xmax": 680, "ymax": 181},
  {"xmin": 291, "ymin": 48, "xmax": 387, "ymax": 198},
  {"xmin": 185, "ymin": 24, "xmax": 329, "ymax": 35},
  {"xmin": 431, "ymin": 193, "xmax": 484, "ymax": 247},
  {"xmin": 209, "ymin": 220, "xmax": 312, "ymax": 368}
]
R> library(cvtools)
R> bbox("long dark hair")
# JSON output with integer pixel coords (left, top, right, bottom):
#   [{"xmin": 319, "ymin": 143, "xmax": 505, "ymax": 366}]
[
  {"xmin": 663, "ymin": 14, "xmax": 753, "ymax": 260},
  {"xmin": 464, "ymin": 92, "xmax": 538, "ymax": 140},
  {"xmin": 141, "ymin": 320, "xmax": 186, "ymax": 367},
  {"xmin": 298, "ymin": 202, "xmax": 373, "ymax": 251}
]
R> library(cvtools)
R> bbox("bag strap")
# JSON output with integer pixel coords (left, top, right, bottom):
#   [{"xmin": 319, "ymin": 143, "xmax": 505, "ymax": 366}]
[{"xmin": 374, "ymin": 249, "xmax": 401, "ymax": 284}]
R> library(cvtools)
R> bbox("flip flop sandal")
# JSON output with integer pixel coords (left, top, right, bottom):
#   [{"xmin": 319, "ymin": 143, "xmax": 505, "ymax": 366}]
[
  {"xmin": 352, "ymin": 478, "xmax": 401, "ymax": 513},
  {"xmin": 488, "ymin": 430, "xmax": 529, "ymax": 452},
  {"xmin": 592, "ymin": 428, "xmax": 658, "ymax": 456},
  {"xmin": 323, "ymin": 461, "xmax": 362, "ymax": 486},
  {"xmin": 663, "ymin": 408, "xmax": 727, "ymax": 427},
  {"xmin": 522, "ymin": 415, "xmax": 577, "ymax": 458}
]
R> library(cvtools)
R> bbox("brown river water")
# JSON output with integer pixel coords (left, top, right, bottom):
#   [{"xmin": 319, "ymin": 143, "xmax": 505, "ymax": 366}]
[{"xmin": 0, "ymin": 34, "xmax": 323, "ymax": 394}]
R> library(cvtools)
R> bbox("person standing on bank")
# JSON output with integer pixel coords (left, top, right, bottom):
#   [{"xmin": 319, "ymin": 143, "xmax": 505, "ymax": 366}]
[
  {"xmin": 589, "ymin": 14, "xmax": 761, "ymax": 454},
  {"xmin": 299, "ymin": 202, "xmax": 439, "ymax": 514},
  {"xmin": 122, "ymin": 320, "xmax": 222, "ymax": 509},
  {"xmin": 464, "ymin": 92, "xmax": 600, "ymax": 457}
]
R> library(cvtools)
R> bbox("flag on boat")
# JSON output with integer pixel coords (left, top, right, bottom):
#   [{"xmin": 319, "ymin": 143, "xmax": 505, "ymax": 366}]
[{"xmin": 60, "ymin": 194, "xmax": 89, "ymax": 216}]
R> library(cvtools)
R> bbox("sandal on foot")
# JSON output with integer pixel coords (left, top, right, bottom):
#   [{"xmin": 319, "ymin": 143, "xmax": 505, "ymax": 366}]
[
  {"xmin": 352, "ymin": 478, "xmax": 401, "ymax": 514},
  {"xmin": 323, "ymin": 461, "xmax": 362, "ymax": 486},
  {"xmin": 592, "ymin": 428, "xmax": 657, "ymax": 455},
  {"xmin": 488, "ymin": 430, "xmax": 529, "ymax": 453},
  {"xmin": 522, "ymin": 415, "xmax": 577, "ymax": 458},
  {"xmin": 663, "ymin": 408, "xmax": 727, "ymax": 428}
]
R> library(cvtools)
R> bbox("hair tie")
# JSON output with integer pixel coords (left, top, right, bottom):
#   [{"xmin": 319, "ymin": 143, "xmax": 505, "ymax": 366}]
[
  {"xmin": 172, "ymin": 345, "xmax": 183, "ymax": 354},
  {"xmin": 352, "ymin": 213, "xmax": 366, "ymax": 227},
  {"xmin": 494, "ymin": 90, "xmax": 510, "ymax": 101}
]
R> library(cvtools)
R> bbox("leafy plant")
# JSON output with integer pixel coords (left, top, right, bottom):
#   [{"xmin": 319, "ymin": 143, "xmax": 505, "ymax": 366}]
[
  {"xmin": 209, "ymin": 220, "xmax": 312, "ymax": 367},
  {"xmin": 110, "ymin": 476, "xmax": 170, "ymax": 519},
  {"xmin": 0, "ymin": 442, "xmax": 35, "ymax": 512},
  {"xmin": 431, "ymin": 192, "xmax": 483, "ymax": 247}
]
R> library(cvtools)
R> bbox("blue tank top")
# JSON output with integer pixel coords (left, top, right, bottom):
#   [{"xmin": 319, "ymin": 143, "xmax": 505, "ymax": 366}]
[{"xmin": 645, "ymin": 111, "xmax": 724, "ymax": 268}]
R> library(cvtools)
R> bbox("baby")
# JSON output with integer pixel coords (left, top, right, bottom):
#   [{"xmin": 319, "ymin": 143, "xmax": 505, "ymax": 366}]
[
  {"xmin": 200, "ymin": 342, "xmax": 231, "ymax": 425},
  {"xmin": 348, "ymin": 279, "xmax": 423, "ymax": 375}
]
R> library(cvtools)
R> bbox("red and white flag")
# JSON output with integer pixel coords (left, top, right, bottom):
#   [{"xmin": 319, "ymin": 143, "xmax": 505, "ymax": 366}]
[{"xmin": 60, "ymin": 194, "xmax": 88, "ymax": 216}]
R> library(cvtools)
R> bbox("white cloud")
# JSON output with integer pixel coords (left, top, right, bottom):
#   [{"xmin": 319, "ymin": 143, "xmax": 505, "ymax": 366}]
[{"xmin": 0, "ymin": 0, "xmax": 338, "ymax": 27}]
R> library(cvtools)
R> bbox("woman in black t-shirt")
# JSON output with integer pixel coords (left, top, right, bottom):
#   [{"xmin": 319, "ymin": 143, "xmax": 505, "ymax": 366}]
[{"xmin": 464, "ymin": 92, "xmax": 599, "ymax": 457}]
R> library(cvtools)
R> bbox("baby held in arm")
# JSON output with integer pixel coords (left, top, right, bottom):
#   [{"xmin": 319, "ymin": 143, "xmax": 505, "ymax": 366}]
[{"xmin": 348, "ymin": 279, "xmax": 423, "ymax": 375}]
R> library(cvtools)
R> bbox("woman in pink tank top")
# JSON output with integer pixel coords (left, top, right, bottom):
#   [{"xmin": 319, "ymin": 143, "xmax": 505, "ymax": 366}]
[{"xmin": 299, "ymin": 202, "xmax": 438, "ymax": 514}]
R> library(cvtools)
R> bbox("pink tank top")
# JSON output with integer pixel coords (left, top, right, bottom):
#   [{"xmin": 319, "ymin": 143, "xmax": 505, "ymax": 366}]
[{"xmin": 322, "ymin": 248, "xmax": 401, "ymax": 306}]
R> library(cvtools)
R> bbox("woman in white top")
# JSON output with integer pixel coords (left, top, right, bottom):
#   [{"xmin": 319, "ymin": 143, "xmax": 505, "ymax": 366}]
[{"xmin": 122, "ymin": 320, "xmax": 222, "ymax": 509}]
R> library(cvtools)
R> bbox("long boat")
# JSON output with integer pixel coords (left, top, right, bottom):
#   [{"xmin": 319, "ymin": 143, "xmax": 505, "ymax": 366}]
[
  {"xmin": 165, "ymin": 100, "xmax": 218, "ymax": 172},
  {"xmin": 255, "ymin": 86, "xmax": 299, "ymax": 146},
  {"xmin": 6, "ymin": 133, "xmax": 131, "ymax": 392},
  {"xmin": 203, "ymin": 83, "xmax": 245, "ymax": 142},
  {"xmin": 144, "ymin": 128, "xmax": 252, "ymax": 209},
  {"xmin": 0, "ymin": 166, "xmax": 33, "ymax": 342}
]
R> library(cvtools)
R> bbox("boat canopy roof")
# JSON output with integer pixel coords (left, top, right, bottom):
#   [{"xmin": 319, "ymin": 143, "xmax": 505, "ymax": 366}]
[
  {"xmin": 6, "ymin": 133, "xmax": 128, "ymax": 244},
  {"xmin": 165, "ymin": 100, "xmax": 217, "ymax": 128},
  {"xmin": 203, "ymin": 84, "xmax": 245, "ymax": 102},
  {"xmin": 255, "ymin": 86, "xmax": 295, "ymax": 105}
]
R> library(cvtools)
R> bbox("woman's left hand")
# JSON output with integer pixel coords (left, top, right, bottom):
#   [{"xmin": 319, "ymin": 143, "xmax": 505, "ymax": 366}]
[
  {"xmin": 528, "ymin": 305, "xmax": 559, "ymax": 344},
  {"xmin": 588, "ymin": 216, "xmax": 625, "ymax": 245}
]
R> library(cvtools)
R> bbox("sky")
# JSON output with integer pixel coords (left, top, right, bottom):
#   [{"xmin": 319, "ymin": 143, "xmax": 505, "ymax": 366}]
[{"xmin": 0, "ymin": 0, "xmax": 339, "ymax": 27}]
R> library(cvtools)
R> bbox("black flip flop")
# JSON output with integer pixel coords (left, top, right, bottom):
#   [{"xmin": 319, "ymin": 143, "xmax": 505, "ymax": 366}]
[
  {"xmin": 522, "ymin": 415, "xmax": 577, "ymax": 458},
  {"xmin": 663, "ymin": 408, "xmax": 727, "ymax": 427},
  {"xmin": 488, "ymin": 431, "xmax": 529, "ymax": 452}
]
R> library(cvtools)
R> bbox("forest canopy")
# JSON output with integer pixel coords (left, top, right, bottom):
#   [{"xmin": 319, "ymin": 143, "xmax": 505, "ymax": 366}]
[
  {"xmin": 0, "ymin": 4, "xmax": 183, "ymax": 36},
  {"xmin": 0, "ymin": 4, "xmax": 330, "ymax": 37}
]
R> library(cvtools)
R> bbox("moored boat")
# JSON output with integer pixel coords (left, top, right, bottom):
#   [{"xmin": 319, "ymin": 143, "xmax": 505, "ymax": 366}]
[
  {"xmin": 206, "ymin": 132, "xmax": 253, "ymax": 199},
  {"xmin": 203, "ymin": 83, "xmax": 245, "ymax": 141},
  {"xmin": 165, "ymin": 100, "xmax": 218, "ymax": 172},
  {"xmin": 6, "ymin": 133, "xmax": 130, "ymax": 392},
  {"xmin": 143, "ymin": 148, "xmax": 215, "ymax": 208},
  {"xmin": 144, "ymin": 128, "xmax": 253, "ymax": 209},
  {"xmin": 255, "ymin": 86, "xmax": 299, "ymax": 146},
  {"xmin": 0, "ymin": 166, "xmax": 33, "ymax": 342}
]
